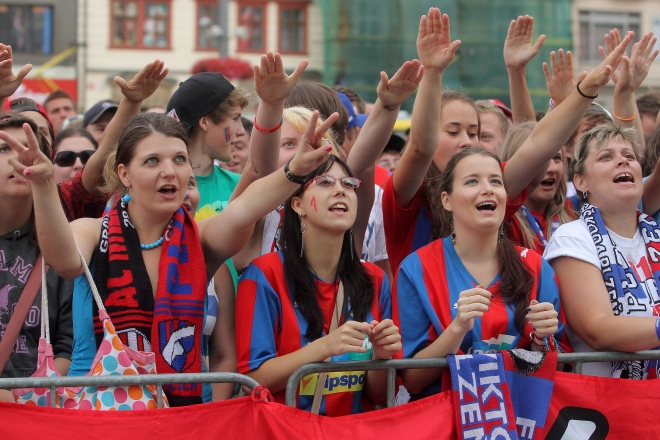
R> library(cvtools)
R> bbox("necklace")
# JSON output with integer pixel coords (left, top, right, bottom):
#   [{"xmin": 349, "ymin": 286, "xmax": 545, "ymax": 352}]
[{"xmin": 141, "ymin": 235, "xmax": 164, "ymax": 250}]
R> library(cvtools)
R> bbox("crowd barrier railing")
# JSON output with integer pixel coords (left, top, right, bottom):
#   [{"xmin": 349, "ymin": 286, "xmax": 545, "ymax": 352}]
[
  {"xmin": 284, "ymin": 350, "xmax": 660, "ymax": 409},
  {"xmin": 0, "ymin": 372, "xmax": 259, "ymax": 408}
]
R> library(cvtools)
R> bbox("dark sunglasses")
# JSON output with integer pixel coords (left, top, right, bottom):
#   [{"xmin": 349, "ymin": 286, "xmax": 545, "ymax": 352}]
[
  {"xmin": 305, "ymin": 175, "xmax": 361, "ymax": 191},
  {"xmin": 53, "ymin": 150, "xmax": 95, "ymax": 167}
]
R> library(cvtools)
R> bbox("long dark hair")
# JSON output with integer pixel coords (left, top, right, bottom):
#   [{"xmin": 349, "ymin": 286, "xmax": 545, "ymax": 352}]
[
  {"xmin": 440, "ymin": 147, "xmax": 534, "ymax": 334},
  {"xmin": 279, "ymin": 155, "xmax": 373, "ymax": 340}
]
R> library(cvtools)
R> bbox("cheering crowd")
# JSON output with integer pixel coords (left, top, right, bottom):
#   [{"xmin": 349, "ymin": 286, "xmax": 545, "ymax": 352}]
[{"xmin": 2, "ymin": 7, "xmax": 660, "ymax": 415}]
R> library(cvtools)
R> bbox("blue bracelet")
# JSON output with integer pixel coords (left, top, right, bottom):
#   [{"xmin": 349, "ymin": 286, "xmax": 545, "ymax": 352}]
[{"xmin": 655, "ymin": 317, "xmax": 660, "ymax": 342}]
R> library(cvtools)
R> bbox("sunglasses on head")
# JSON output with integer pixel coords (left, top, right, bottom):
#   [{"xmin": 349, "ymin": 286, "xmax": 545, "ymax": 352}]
[
  {"xmin": 53, "ymin": 150, "xmax": 95, "ymax": 167},
  {"xmin": 304, "ymin": 174, "xmax": 361, "ymax": 191}
]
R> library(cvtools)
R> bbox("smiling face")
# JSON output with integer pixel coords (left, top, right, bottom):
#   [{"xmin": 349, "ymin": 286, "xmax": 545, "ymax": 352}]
[
  {"xmin": 434, "ymin": 100, "xmax": 480, "ymax": 170},
  {"xmin": 527, "ymin": 149, "xmax": 566, "ymax": 211},
  {"xmin": 291, "ymin": 162, "xmax": 358, "ymax": 236},
  {"xmin": 0, "ymin": 127, "xmax": 31, "ymax": 200},
  {"xmin": 441, "ymin": 154, "xmax": 506, "ymax": 236},
  {"xmin": 574, "ymin": 139, "xmax": 642, "ymax": 212},
  {"xmin": 118, "ymin": 132, "xmax": 191, "ymax": 217}
]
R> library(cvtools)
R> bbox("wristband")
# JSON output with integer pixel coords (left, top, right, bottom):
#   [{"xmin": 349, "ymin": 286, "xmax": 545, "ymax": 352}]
[
  {"xmin": 548, "ymin": 98, "xmax": 556, "ymax": 110},
  {"xmin": 284, "ymin": 160, "xmax": 307, "ymax": 185},
  {"xmin": 576, "ymin": 81, "xmax": 598, "ymax": 100},
  {"xmin": 655, "ymin": 317, "xmax": 660, "ymax": 342},
  {"xmin": 253, "ymin": 117, "xmax": 283, "ymax": 134},
  {"xmin": 613, "ymin": 111, "xmax": 637, "ymax": 122}
]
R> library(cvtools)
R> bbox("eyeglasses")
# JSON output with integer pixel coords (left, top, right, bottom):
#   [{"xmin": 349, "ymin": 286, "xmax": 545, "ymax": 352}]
[
  {"xmin": 305, "ymin": 175, "xmax": 361, "ymax": 191},
  {"xmin": 53, "ymin": 150, "xmax": 95, "ymax": 167}
]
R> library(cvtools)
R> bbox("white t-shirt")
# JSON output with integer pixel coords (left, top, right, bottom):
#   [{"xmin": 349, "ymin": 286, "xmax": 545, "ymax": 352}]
[
  {"xmin": 260, "ymin": 186, "xmax": 389, "ymax": 264},
  {"xmin": 544, "ymin": 220, "xmax": 660, "ymax": 377}
]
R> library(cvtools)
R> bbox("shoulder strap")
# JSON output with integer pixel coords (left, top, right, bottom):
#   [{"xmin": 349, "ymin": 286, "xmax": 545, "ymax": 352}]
[
  {"xmin": 0, "ymin": 254, "xmax": 44, "ymax": 376},
  {"xmin": 311, "ymin": 281, "xmax": 344, "ymax": 415}
]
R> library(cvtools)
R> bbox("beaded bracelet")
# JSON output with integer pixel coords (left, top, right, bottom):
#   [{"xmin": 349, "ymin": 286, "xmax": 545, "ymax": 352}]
[
  {"xmin": 576, "ymin": 81, "xmax": 598, "ymax": 100},
  {"xmin": 613, "ymin": 111, "xmax": 637, "ymax": 122},
  {"xmin": 529, "ymin": 332, "xmax": 563, "ymax": 352},
  {"xmin": 253, "ymin": 117, "xmax": 283, "ymax": 134}
]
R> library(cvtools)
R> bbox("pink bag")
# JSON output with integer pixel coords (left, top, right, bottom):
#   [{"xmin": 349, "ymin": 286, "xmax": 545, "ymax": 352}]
[{"xmin": 13, "ymin": 251, "xmax": 168, "ymax": 410}]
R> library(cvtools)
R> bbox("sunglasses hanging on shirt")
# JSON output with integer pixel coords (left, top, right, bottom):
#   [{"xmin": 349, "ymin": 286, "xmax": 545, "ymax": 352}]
[{"xmin": 53, "ymin": 150, "xmax": 95, "ymax": 167}]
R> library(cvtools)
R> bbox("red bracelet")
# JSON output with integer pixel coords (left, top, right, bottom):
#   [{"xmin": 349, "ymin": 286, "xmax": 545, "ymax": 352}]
[{"xmin": 253, "ymin": 117, "xmax": 283, "ymax": 134}]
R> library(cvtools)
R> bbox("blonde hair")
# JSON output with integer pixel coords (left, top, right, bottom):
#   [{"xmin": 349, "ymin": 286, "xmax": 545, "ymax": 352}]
[
  {"xmin": 283, "ymin": 106, "xmax": 340, "ymax": 155},
  {"xmin": 500, "ymin": 122, "xmax": 573, "ymax": 250},
  {"xmin": 475, "ymin": 100, "xmax": 509, "ymax": 139}
]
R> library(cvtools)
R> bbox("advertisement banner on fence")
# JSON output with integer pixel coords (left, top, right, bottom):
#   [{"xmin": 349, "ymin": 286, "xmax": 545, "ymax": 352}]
[{"xmin": 2, "ymin": 365, "xmax": 660, "ymax": 438}]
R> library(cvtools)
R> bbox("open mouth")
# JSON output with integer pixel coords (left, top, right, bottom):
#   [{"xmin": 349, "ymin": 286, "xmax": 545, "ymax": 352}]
[
  {"xmin": 613, "ymin": 173, "xmax": 634, "ymax": 184},
  {"xmin": 329, "ymin": 203, "xmax": 348, "ymax": 213},
  {"xmin": 540, "ymin": 178, "xmax": 556, "ymax": 188},
  {"xmin": 158, "ymin": 185, "xmax": 177, "ymax": 194},
  {"xmin": 476, "ymin": 202, "xmax": 497, "ymax": 211}
]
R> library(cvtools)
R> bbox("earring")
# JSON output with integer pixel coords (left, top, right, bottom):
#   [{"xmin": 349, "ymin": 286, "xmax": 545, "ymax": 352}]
[
  {"xmin": 498, "ymin": 223, "xmax": 505, "ymax": 242},
  {"xmin": 582, "ymin": 191, "xmax": 588, "ymax": 200},
  {"xmin": 450, "ymin": 218, "xmax": 456, "ymax": 246},
  {"xmin": 299, "ymin": 212, "xmax": 306, "ymax": 258},
  {"xmin": 349, "ymin": 228, "xmax": 354, "ymax": 261},
  {"xmin": 121, "ymin": 192, "xmax": 131, "ymax": 203}
]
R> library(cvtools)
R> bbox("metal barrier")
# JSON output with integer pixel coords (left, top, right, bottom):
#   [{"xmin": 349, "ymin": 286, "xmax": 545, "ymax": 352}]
[
  {"xmin": 0, "ymin": 372, "xmax": 259, "ymax": 408},
  {"xmin": 284, "ymin": 350, "xmax": 660, "ymax": 409}
]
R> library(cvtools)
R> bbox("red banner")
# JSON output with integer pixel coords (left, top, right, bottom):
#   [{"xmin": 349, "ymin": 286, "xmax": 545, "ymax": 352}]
[
  {"xmin": 7, "ymin": 79, "xmax": 77, "ymax": 104},
  {"xmin": 0, "ymin": 374, "xmax": 658, "ymax": 439}
]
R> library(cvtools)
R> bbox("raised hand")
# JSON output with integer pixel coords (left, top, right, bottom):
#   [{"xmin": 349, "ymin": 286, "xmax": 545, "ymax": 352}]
[
  {"xmin": 288, "ymin": 110, "xmax": 338, "ymax": 176},
  {"xmin": 503, "ymin": 15, "xmax": 545, "ymax": 69},
  {"xmin": 0, "ymin": 44, "xmax": 32, "ymax": 99},
  {"xmin": 322, "ymin": 321, "xmax": 373, "ymax": 358},
  {"xmin": 254, "ymin": 52, "xmax": 308, "ymax": 106},
  {"xmin": 598, "ymin": 29, "xmax": 631, "ymax": 84},
  {"xmin": 527, "ymin": 300, "xmax": 558, "ymax": 339},
  {"xmin": 416, "ymin": 7, "xmax": 461, "ymax": 72},
  {"xmin": 0, "ymin": 123, "xmax": 53, "ymax": 185},
  {"xmin": 543, "ymin": 49, "xmax": 586, "ymax": 106},
  {"xmin": 114, "ymin": 59, "xmax": 168, "ymax": 103},
  {"xmin": 616, "ymin": 31, "xmax": 659, "ymax": 93},
  {"xmin": 451, "ymin": 286, "xmax": 492, "ymax": 333},
  {"xmin": 370, "ymin": 319, "xmax": 402, "ymax": 360},
  {"xmin": 580, "ymin": 31, "xmax": 632, "ymax": 95},
  {"xmin": 377, "ymin": 60, "xmax": 424, "ymax": 109}
]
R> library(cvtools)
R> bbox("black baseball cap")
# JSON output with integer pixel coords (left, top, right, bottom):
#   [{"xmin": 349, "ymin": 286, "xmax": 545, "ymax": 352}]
[
  {"xmin": 83, "ymin": 101, "xmax": 119, "ymax": 127},
  {"xmin": 166, "ymin": 73, "xmax": 235, "ymax": 131}
]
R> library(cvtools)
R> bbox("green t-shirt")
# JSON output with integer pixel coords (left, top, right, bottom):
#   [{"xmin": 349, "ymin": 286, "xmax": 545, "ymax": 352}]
[{"xmin": 194, "ymin": 165, "xmax": 241, "ymax": 287}]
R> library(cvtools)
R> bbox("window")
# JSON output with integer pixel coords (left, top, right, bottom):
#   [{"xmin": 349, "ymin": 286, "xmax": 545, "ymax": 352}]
[
  {"xmin": 279, "ymin": 4, "xmax": 306, "ymax": 53},
  {"xmin": 196, "ymin": 0, "xmax": 221, "ymax": 50},
  {"xmin": 579, "ymin": 11, "xmax": 640, "ymax": 62},
  {"xmin": 111, "ymin": 1, "xmax": 170, "ymax": 49},
  {"xmin": 0, "ymin": 5, "xmax": 53, "ymax": 55},
  {"xmin": 237, "ymin": 3, "xmax": 266, "ymax": 52}
]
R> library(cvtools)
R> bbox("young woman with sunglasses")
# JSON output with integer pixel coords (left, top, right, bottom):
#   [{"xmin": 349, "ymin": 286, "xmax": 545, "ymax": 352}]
[
  {"xmin": 51, "ymin": 128, "xmax": 98, "ymax": 184},
  {"xmin": 236, "ymin": 154, "xmax": 401, "ymax": 416}
]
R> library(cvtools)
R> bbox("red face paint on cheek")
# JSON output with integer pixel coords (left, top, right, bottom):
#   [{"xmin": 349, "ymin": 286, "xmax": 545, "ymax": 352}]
[
  {"xmin": 224, "ymin": 126, "xmax": 230, "ymax": 142},
  {"xmin": 310, "ymin": 196, "xmax": 317, "ymax": 212}
]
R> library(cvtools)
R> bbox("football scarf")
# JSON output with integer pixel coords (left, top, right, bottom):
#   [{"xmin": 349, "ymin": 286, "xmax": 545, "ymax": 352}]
[
  {"xmin": 519, "ymin": 205, "xmax": 560, "ymax": 248},
  {"xmin": 580, "ymin": 203, "xmax": 660, "ymax": 379},
  {"xmin": 448, "ymin": 350, "xmax": 557, "ymax": 440},
  {"xmin": 93, "ymin": 199, "xmax": 207, "ymax": 405}
]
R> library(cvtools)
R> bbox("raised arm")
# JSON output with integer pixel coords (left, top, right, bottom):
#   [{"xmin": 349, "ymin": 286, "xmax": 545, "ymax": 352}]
[
  {"xmin": 229, "ymin": 53, "xmax": 308, "ymax": 202},
  {"xmin": 83, "ymin": 60, "xmax": 168, "ymax": 196},
  {"xmin": 199, "ymin": 111, "xmax": 338, "ymax": 274},
  {"xmin": 0, "ymin": 124, "xmax": 99, "ymax": 277},
  {"xmin": 0, "ymin": 44, "xmax": 32, "ymax": 110},
  {"xmin": 543, "ymin": 49, "xmax": 586, "ymax": 112},
  {"xmin": 503, "ymin": 15, "xmax": 545, "ymax": 123},
  {"xmin": 392, "ymin": 7, "xmax": 460, "ymax": 207},
  {"xmin": 347, "ymin": 60, "xmax": 423, "ymax": 248},
  {"xmin": 503, "ymin": 33, "xmax": 631, "ymax": 198}
]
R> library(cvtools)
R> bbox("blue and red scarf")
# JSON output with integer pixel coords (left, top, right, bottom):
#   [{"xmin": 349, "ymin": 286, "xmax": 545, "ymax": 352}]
[
  {"xmin": 519, "ymin": 205, "xmax": 560, "ymax": 248},
  {"xmin": 448, "ymin": 350, "xmax": 557, "ymax": 440},
  {"xmin": 93, "ymin": 200, "xmax": 207, "ymax": 405},
  {"xmin": 580, "ymin": 203, "xmax": 660, "ymax": 378}
]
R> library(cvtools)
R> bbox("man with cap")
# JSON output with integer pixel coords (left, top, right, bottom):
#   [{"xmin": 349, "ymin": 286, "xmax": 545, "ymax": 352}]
[
  {"xmin": 166, "ymin": 72, "xmax": 248, "ymax": 222},
  {"xmin": 83, "ymin": 100, "xmax": 118, "ymax": 143}
]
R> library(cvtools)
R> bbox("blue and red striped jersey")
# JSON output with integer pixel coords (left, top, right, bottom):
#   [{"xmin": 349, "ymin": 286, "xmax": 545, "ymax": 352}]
[
  {"xmin": 236, "ymin": 251, "xmax": 391, "ymax": 416},
  {"xmin": 393, "ymin": 237, "xmax": 570, "ymax": 399}
]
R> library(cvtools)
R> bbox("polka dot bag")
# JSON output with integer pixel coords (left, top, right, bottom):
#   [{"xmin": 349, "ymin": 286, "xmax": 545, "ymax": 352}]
[{"xmin": 15, "ymin": 252, "xmax": 168, "ymax": 410}]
